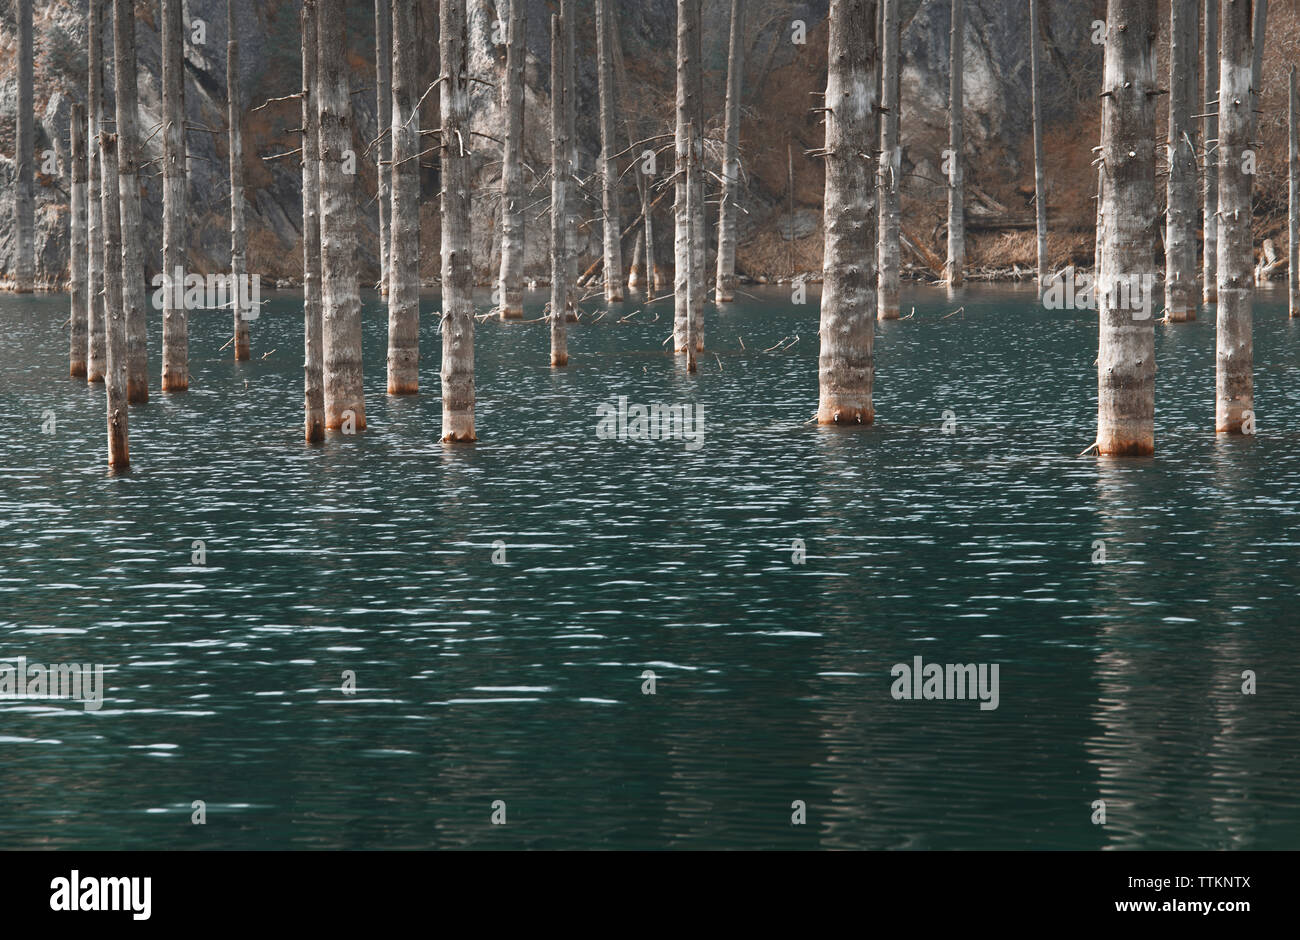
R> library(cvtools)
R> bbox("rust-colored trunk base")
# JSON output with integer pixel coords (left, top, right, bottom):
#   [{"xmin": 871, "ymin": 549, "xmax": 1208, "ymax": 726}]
[
  {"xmin": 551, "ymin": 352, "xmax": 569, "ymax": 367},
  {"xmin": 1096, "ymin": 437, "xmax": 1154, "ymax": 456},
  {"xmin": 1203, "ymin": 287, "xmax": 1217, "ymax": 303},
  {"xmin": 127, "ymin": 380, "xmax": 148, "ymax": 405},
  {"xmin": 161, "ymin": 373, "xmax": 188, "ymax": 392},
  {"xmin": 387, "ymin": 380, "xmax": 418, "ymax": 395},
  {"xmin": 499, "ymin": 305, "xmax": 524, "ymax": 320},
  {"xmin": 878, "ymin": 303, "xmax": 900, "ymax": 320},
  {"xmin": 305, "ymin": 418, "xmax": 324, "ymax": 444},
  {"xmin": 1165, "ymin": 306, "xmax": 1195, "ymax": 322},
  {"xmin": 87, "ymin": 372, "xmax": 105, "ymax": 384},
  {"xmin": 234, "ymin": 340, "xmax": 250, "ymax": 361},
  {"xmin": 441, "ymin": 431, "xmax": 477, "ymax": 443},
  {"xmin": 70, "ymin": 364, "xmax": 87, "ymax": 378},
  {"xmin": 816, "ymin": 404, "xmax": 875, "ymax": 426}
]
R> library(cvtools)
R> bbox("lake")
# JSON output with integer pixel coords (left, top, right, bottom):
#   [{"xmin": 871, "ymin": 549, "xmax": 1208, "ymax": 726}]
[{"xmin": 1, "ymin": 284, "xmax": 1297, "ymax": 849}]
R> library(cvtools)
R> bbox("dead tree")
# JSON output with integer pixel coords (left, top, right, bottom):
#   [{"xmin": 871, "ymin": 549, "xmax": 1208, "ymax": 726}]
[
  {"xmin": 302, "ymin": 0, "xmax": 325, "ymax": 442},
  {"xmin": 376, "ymin": 0, "xmax": 392, "ymax": 295},
  {"xmin": 715, "ymin": 0, "xmax": 745, "ymax": 303},
  {"xmin": 387, "ymin": 0, "xmax": 421, "ymax": 394},
  {"xmin": 16, "ymin": 0, "xmax": 34, "ymax": 292},
  {"xmin": 162, "ymin": 0, "xmax": 189, "ymax": 388},
  {"xmin": 1165, "ymin": 0, "xmax": 1198, "ymax": 321},
  {"xmin": 596, "ymin": 0, "xmax": 624, "ymax": 301},
  {"xmin": 1215, "ymin": 0, "xmax": 1255, "ymax": 434},
  {"xmin": 1290, "ymin": 65, "xmax": 1298, "ymax": 318},
  {"xmin": 878, "ymin": 0, "xmax": 901, "ymax": 316},
  {"xmin": 317, "ymin": 0, "xmax": 365, "ymax": 430},
  {"xmin": 498, "ymin": 0, "xmax": 526, "ymax": 319},
  {"xmin": 440, "ymin": 0, "xmax": 476, "ymax": 440},
  {"xmin": 86, "ymin": 0, "xmax": 105, "ymax": 383},
  {"xmin": 1029, "ymin": 0, "xmax": 1048, "ymax": 295},
  {"xmin": 816, "ymin": 0, "xmax": 879, "ymax": 426},
  {"xmin": 946, "ymin": 0, "xmax": 964, "ymax": 288},
  {"xmin": 1093, "ymin": 0, "xmax": 1157, "ymax": 456},
  {"xmin": 674, "ymin": 0, "xmax": 704, "ymax": 351},
  {"xmin": 551, "ymin": 12, "xmax": 570, "ymax": 367},
  {"xmin": 100, "ymin": 132, "xmax": 128, "ymax": 469},
  {"xmin": 115, "ymin": 0, "xmax": 148, "ymax": 403},
  {"xmin": 70, "ymin": 104, "xmax": 88, "ymax": 377},
  {"xmin": 229, "ymin": 0, "xmax": 250, "ymax": 360},
  {"xmin": 1202, "ymin": 0, "xmax": 1218, "ymax": 303}
]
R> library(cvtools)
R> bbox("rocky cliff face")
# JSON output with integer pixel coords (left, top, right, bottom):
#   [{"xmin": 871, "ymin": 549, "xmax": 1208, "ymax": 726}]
[{"xmin": 0, "ymin": 0, "xmax": 1124, "ymax": 290}]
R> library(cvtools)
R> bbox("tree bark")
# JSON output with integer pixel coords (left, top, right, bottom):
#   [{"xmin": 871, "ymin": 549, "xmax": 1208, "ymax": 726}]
[
  {"xmin": 229, "ymin": 0, "xmax": 251, "ymax": 360},
  {"xmin": 596, "ymin": 0, "xmax": 624, "ymax": 302},
  {"xmin": 674, "ymin": 0, "xmax": 704, "ymax": 351},
  {"xmin": 611, "ymin": 21, "xmax": 657, "ymax": 299},
  {"xmin": 1094, "ymin": 0, "xmax": 1157, "ymax": 456},
  {"xmin": 376, "ymin": 0, "xmax": 392, "ymax": 296},
  {"xmin": 1215, "ymin": 0, "xmax": 1254, "ymax": 434},
  {"xmin": 946, "ymin": 0, "xmax": 964, "ymax": 288},
  {"xmin": 115, "ymin": 0, "xmax": 148, "ymax": 403},
  {"xmin": 1202, "ymin": 0, "xmax": 1218, "ymax": 302},
  {"xmin": 878, "ymin": 0, "xmax": 901, "ymax": 316},
  {"xmin": 817, "ymin": 0, "xmax": 879, "ymax": 426},
  {"xmin": 318, "ymin": 0, "xmax": 365, "ymax": 430},
  {"xmin": 15, "ymin": 0, "xmax": 34, "ymax": 292},
  {"xmin": 1029, "ymin": 0, "xmax": 1048, "ymax": 296},
  {"xmin": 562, "ymin": 0, "xmax": 580, "ymax": 311},
  {"xmin": 715, "ymin": 0, "xmax": 745, "ymax": 304},
  {"xmin": 86, "ymin": 0, "xmax": 106, "ymax": 383},
  {"xmin": 1290, "ymin": 66, "xmax": 1298, "ymax": 318},
  {"xmin": 498, "ymin": 0, "xmax": 526, "ymax": 319},
  {"xmin": 161, "ymin": 0, "xmax": 188, "ymax": 389},
  {"xmin": 70, "ymin": 104, "xmax": 88, "ymax": 377},
  {"xmin": 302, "ymin": 1, "xmax": 325, "ymax": 442},
  {"xmin": 387, "ymin": 0, "xmax": 420, "ymax": 394},
  {"xmin": 100, "ymin": 132, "xmax": 129, "ymax": 469},
  {"xmin": 1165, "ymin": 0, "xmax": 1198, "ymax": 321},
  {"xmin": 440, "ymin": 0, "xmax": 476, "ymax": 439},
  {"xmin": 550, "ymin": 13, "xmax": 570, "ymax": 367}
]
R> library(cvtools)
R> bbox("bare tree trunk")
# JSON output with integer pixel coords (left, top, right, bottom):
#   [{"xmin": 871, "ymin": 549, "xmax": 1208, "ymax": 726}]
[
  {"xmin": 302, "ymin": 1, "xmax": 324, "ymax": 442},
  {"xmin": 440, "ymin": 0, "xmax": 476, "ymax": 440},
  {"xmin": 115, "ymin": 0, "xmax": 148, "ymax": 404},
  {"xmin": 596, "ymin": 0, "xmax": 624, "ymax": 302},
  {"xmin": 612, "ymin": 21, "xmax": 657, "ymax": 298},
  {"xmin": 318, "ymin": 0, "xmax": 365, "ymax": 430},
  {"xmin": 386, "ymin": 0, "xmax": 420, "ymax": 394},
  {"xmin": 878, "ymin": 0, "xmax": 901, "ymax": 316},
  {"xmin": 161, "ymin": 0, "xmax": 188, "ymax": 389},
  {"xmin": 685, "ymin": 121, "xmax": 699, "ymax": 372},
  {"xmin": 376, "ymin": 0, "xmax": 392, "ymax": 296},
  {"xmin": 1215, "ymin": 0, "xmax": 1254, "ymax": 434},
  {"xmin": 1290, "ymin": 65, "xmax": 1298, "ymax": 318},
  {"xmin": 100, "ymin": 132, "xmax": 129, "ymax": 469},
  {"xmin": 70, "ymin": 104, "xmax": 88, "ymax": 377},
  {"xmin": 228, "ymin": 0, "xmax": 250, "ymax": 360},
  {"xmin": 715, "ymin": 0, "xmax": 745, "ymax": 303},
  {"xmin": 1094, "ymin": 0, "xmax": 1157, "ymax": 456},
  {"xmin": 946, "ymin": 0, "xmax": 964, "ymax": 288},
  {"xmin": 86, "ymin": 0, "xmax": 106, "ymax": 383},
  {"xmin": 1095, "ymin": 164, "xmax": 1105, "ymax": 283},
  {"xmin": 817, "ymin": 0, "xmax": 879, "ymax": 426},
  {"xmin": 674, "ymin": 0, "xmax": 703, "ymax": 351},
  {"xmin": 550, "ymin": 12, "xmax": 570, "ymax": 367},
  {"xmin": 498, "ymin": 0, "xmax": 526, "ymax": 319},
  {"xmin": 1029, "ymin": 0, "xmax": 1048, "ymax": 296},
  {"xmin": 1165, "ymin": 0, "xmax": 1198, "ymax": 321},
  {"xmin": 1202, "ymin": 0, "xmax": 1218, "ymax": 303},
  {"xmin": 1249, "ymin": 0, "xmax": 1267, "ymax": 140},
  {"xmin": 629, "ymin": 228, "xmax": 645, "ymax": 288},
  {"xmin": 15, "ymin": 0, "xmax": 34, "ymax": 292},
  {"xmin": 564, "ymin": 2, "xmax": 580, "ymax": 310}
]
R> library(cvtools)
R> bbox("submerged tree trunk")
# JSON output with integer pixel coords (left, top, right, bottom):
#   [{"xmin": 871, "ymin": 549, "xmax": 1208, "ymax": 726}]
[
  {"xmin": 387, "ymin": 0, "xmax": 420, "ymax": 394},
  {"xmin": 440, "ymin": 0, "xmax": 476, "ymax": 440},
  {"xmin": 376, "ymin": 0, "xmax": 392, "ymax": 296},
  {"xmin": 596, "ymin": 0, "xmax": 624, "ymax": 302},
  {"xmin": 563, "ymin": 1, "xmax": 580, "ymax": 310},
  {"xmin": 715, "ymin": 0, "xmax": 745, "ymax": 304},
  {"xmin": 1290, "ymin": 66, "xmax": 1298, "ymax": 318},
  {"xmin": 612, "ymin": 21, "xmax": 656, "ymax": 298},
  {"xmin": 685, "ymin": 122, "xmax": 699, "ymax": 372},
  {"xmin": 550, "ymin": 13, "xmax": 570, "ymax": 367},
  {"xmin": 15, "ymin": 0, "xmax": 33, "ymax": 292},
  {"xmin": 1215, "ymin": 0, "xmax": 1254, "ymax": 434},
  {"xmin": 1165, "ymin": 0, "xmax": 1198, "ymax": 321},
  {"xmin": 674, "ymin": 0, "xmax": 703, "ymax": 351},
  {"xmin": 1094, "ymin": 0, "xmax": 1157, "ymax": 456},
  {"xmin": 86, "ymin": 0, "xmax": 105, "ymax": 383},
  {"xmin": 229, "ymin": 0, "xmax": 250, "ymax": 360},
  {"xmin": 817, "ymin": 0, "xmax": 879, "ymax": 426},
  {"xmin": 100, "ymin": 132, "xmax": 128, "ymax": 469},
  {"xmin": 115, "ymin": 0, "xmax": 148, "ymax": 404},
  {"xmin": 302, "ymin": 1, "xmax": 324, "ymax": 442},
  {"xmin": 946, "ymin": 0, "xmax": 964, "ymax": 288},
  {"xmin": 1202, "ymin": 0, "xmax": 1218, "ymax": 302},
  {"xmin": 498, "ymin": 0, "xmax": 526, "ymax": 319},
  {"xmin": 878, "ymin": 0, "xmax": 901, "ymax": 316},
  {"xmin": 317, "ymin": 0, "xmax": 364, "ymax": 430},
  {"xmin": 70, "ymin": 104, "xmax": 88, "ymax": 377},
  {"xmin": 161, "ymin": 0, "xmax": 188, "ymax": 389},
  {"xmin": 1029, "ymin": 0, "xmax": 1048, "ymax": 296}
]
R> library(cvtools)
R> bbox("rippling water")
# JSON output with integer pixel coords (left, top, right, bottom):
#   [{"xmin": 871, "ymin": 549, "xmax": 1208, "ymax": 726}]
[{"xmin": 0, "ymin": 284, "xmax": 1297, "ymax": 849}]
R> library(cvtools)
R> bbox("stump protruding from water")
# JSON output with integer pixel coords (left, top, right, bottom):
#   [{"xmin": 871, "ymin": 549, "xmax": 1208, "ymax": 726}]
[
  {"xmin": 15, "ymin": 0, "xmax": 34, "ymax": 293},
  {"xmin": 114, "ymin": 0, "xmax": 149, "ymax": 404},
  {"xmin": 161, "ymin": 0, "xmax": 189, "ymax": 389},
  {"xmin": 674, "ymin": 0, "xmax": 705, "ymax": 353},
  {"xmin": 1028, "ymin": 0, "xmax": 1048, "ymax": 300},
  {"xmin": 878, "ymin": 0, "xmax": 902, "ymax": 317},
  {"xmin": 1165, "ymin": 0, "xmax": 1198, "ymax": 322},
  {"xmin": 498, "ymin": 0, "xmax": 526, "ymax": 320},
  {"xmin": 386, "ymin": 0, "xmax": 421, "ymax": 395},
  {"xmin": 228, "ymin": 0, "xmax": 251, "ymax": 362},
  {"xmin": 1215, "ymin": 0, "xmax": 1255, "ymax": 434},
  {"xmin": 816, "ymin": 0, "xmax": 879, "ymax": 427},
  {"xmin": 1094, "ymin": 0, "xmax": 1157, "ymax": 457},
  {"xmin": 1202, "ymin": 0, "xmax": 1219, "ymax": 304},
  {"xmin": 302, "ymin": 1, "xmax": 325, "ymax": 444},
  {"xmin": 945, "ymin": 0, "xmax": 965, "ymax": 290},
  {"xmin": 715, "ymin": 0, "xmax": 744, "ymax": 305},
  {"xmin": 1289, "ymin": 66, "xmax": 1298, "ymax": 319},
  {"xmin": 101, "ymin": 132, "xmax": 129, "ymax": 471},
  {"xmin": 375, "ymin": 0, "xmax": 392, "ymax": 298},
  {"xmin": 86, "ymin": 0, "xmax": 106, "ymax": 384},
  {"xmin": 439, "ymin": 0, "xmax": 477, "ymax": 441},
  {"xmin": 596, "ymin": 0, "xmax": 624, "ymax": 303},
  {"xmin": 550, "ymin": 13, "xmax": 570, "ymax": 369},
  {"xmin": 70, "ymin": 103, "xmax": 88, "ymax": 378}
]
